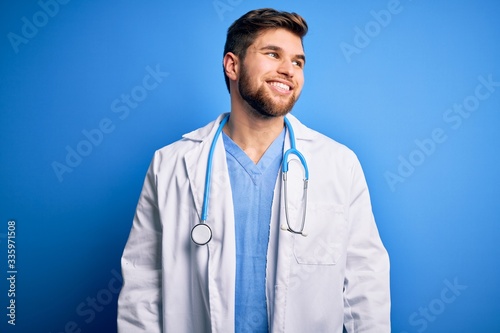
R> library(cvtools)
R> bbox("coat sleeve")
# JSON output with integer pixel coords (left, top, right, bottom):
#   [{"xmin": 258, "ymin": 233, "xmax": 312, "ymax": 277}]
[
  {"xmin": 343, "ymin": 155, "xmax": 391, "ymax": 332},
  {"xmin": 118, "ymin": 154, "xmax": 163, "ymax": 332}
]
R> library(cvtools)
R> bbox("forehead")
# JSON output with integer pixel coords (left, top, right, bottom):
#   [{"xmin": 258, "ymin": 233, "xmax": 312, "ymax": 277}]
[{"xmin": 249, "ymin": 28, "xmax": 304, "ymax": 54}]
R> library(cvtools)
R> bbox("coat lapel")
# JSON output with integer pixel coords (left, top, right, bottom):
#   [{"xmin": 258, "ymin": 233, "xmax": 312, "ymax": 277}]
[
  {"xmin": 183, "ymin": 114, "xmax": 227, "ymax": 222},
  {"xmin": 268, "ymin": 114, "xmax": 316, "ymax": 332},
  {"xmin": 183, "ymin": 113, "xmax": 237, "ymax": 332}
]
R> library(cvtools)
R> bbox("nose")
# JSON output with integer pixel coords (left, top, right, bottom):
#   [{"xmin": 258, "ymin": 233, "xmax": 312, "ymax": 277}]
[{"xmin": 277, "ymin": 59, "xmax": 295, "ymax": 78}]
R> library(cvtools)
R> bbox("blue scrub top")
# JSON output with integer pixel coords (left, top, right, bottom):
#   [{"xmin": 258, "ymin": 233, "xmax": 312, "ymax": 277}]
[{"xmin": 223, "ymin": 129, "xmax": 285, "ymax": 333}]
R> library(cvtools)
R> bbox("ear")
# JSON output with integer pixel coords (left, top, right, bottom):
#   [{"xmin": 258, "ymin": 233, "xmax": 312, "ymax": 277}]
[{"xmin": 223, "ymin": 52, "xmax": 239, "ymax": 81}]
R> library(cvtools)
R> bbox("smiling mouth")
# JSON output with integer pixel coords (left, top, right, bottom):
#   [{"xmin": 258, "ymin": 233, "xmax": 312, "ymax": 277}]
[{"xmin": 268, "ymin": 81, "xmax": 292, "ymax": 92}]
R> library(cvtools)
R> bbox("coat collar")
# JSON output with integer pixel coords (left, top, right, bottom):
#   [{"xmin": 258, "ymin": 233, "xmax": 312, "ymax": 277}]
[{"xmin": 182, "ymin": 112, "xmax": 318, "ymax": 143}]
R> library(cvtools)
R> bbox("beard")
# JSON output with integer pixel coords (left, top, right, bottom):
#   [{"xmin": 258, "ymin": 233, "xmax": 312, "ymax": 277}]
[{"xmin": 238, "ymin": 64, "xmax": 298, "ymax": 118}]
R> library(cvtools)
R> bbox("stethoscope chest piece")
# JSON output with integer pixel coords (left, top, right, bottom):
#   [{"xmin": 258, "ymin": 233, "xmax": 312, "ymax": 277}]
[{"xmin": 191, "ymin": 223, "xmax": 212, "ymax": 246}]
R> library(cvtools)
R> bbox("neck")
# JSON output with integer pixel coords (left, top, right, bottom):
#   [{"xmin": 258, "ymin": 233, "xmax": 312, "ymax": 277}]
[{"xmin": 224, "ymin": 108, "xmax": 285, "ymax": 164}]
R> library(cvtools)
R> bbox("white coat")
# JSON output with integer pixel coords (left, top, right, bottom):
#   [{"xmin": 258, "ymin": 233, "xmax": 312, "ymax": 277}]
[{"xmin": 117, "ymin": 113, "xmax": 391, "ymax": 333}]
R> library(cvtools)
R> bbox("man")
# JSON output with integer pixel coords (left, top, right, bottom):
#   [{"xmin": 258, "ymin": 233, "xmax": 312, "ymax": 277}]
[{"xmin": 118, "ymin": 8, "xmax": 390, "ymax": 332}]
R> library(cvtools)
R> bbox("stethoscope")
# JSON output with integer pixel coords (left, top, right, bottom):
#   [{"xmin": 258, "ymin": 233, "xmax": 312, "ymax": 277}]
[{"xmin": 191, "ymin": 114, "xmax": 309, "ymax": 245}]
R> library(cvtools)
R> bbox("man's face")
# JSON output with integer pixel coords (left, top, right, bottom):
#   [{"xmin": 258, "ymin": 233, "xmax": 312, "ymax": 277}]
[{"xmin": 237, "ymin": 28, "xmax": 305, "ymax": 118}]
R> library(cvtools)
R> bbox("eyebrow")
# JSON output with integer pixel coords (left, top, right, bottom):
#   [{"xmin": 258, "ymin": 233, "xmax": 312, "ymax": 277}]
[{"xmin": 259, "ymin": 44, "xmax": 306, "ymax": 64}]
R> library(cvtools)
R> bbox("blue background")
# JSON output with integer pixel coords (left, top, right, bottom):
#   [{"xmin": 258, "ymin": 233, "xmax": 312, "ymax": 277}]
[{"xmin": 1, "ymin": 1, "xmax": 499, "ymax": 332}]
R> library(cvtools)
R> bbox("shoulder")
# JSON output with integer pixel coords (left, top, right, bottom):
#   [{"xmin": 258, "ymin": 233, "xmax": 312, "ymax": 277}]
[
  {"xmin": 150, "ymin": 114, "xmax": 227, "ymax": 170},
  {"xmin": 289, "ymin": 114, "xmax": 358, "ymax": 164}
]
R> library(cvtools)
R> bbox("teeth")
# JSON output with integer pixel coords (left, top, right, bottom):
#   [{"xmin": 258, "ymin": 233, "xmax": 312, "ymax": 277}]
[{"xmin": 269, "ymin": 81, "xmax": 290, "ymax": 91}]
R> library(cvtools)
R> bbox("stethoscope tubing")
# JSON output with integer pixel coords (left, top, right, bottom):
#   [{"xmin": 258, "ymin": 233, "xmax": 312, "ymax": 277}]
[
  {"xmin": 200, "ymin": 114, "xmax": 230, "ymax": 223},
  {"xmin": 192, "ymin": 114, "xmax": 309, "ymax": 245}
]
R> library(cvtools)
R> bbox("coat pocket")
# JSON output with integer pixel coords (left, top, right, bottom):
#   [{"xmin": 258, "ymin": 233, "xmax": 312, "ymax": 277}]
[{"xmin": 292, "ymin": 204, "xmax": 348, "ymax": 265}]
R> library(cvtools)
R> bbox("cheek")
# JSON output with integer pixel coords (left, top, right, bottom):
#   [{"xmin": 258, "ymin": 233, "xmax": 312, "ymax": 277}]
[
  {"xmin": 256, "ymin": 60, "xmax": 277, "ymax": 78},
  {"xmin": 295, "ymin": 76, "xmax": 305, "ymax": 94}
]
